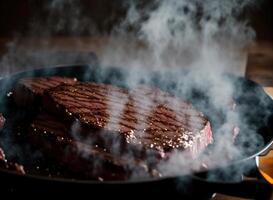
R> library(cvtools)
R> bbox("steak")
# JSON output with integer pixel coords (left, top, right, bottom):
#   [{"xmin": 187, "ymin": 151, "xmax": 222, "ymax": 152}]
[
  {"xmin": 44, "ymin": 82, "xmax": 213, "ymax": 158},
  {"xmin": 13, "ymin": 76, "xmax": 77, "ymax": 106},
  {"xmin": 29, "ymin": 112, "xmax": 150, "ymax": 180}
]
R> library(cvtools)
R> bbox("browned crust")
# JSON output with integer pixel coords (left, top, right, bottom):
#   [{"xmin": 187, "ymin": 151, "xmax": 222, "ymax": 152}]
[
  {"xmin": 45, "ymin": 82, "xmax": 212, "ymax": 154},
  {"xmin": 13, "ymin": 76, "xmax": 77, "ymax": 106}
]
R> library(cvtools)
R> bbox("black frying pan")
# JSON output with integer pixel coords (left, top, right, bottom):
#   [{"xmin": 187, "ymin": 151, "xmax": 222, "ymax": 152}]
[{"xmin": 0, "ymin": 64, "xmax": 272, "ymax": 199}]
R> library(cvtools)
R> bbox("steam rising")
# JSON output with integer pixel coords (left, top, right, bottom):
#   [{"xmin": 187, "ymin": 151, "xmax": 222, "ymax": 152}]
[
  {"xmin": 100, "ymin": 0, "xmax": 262, "ymax": 180},
  {"xmin": 98, "ymin": 8, "xmax": 256, "ymax": 182},
  {"xmin": 0, "ymin": 0, "xmax": 269, "ymax": 182}
]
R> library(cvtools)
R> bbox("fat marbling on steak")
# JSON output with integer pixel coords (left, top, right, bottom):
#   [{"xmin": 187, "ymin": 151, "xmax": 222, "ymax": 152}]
[
  {"xmin": 44, "ymin": 82, "xmax": 213, "ymax": 158},
  {"xmin": 13, "ymin": 76, "xmax": 77, "ymax": 106}
]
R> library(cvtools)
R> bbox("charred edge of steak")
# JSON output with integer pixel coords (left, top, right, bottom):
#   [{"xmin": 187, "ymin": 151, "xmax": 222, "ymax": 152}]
[
  {"xmin": 13, "ymin": 76, "xmax": 77, "ymax": 107},
  {"xmin": 0, "ymin": 148, "xmax": 25, "ymax": 174},
  {"xmin": 44, "ymin": 82, "xmax": 213, "ymax": 158},
  {"xmin": 29, "ymin": 112, "xmax": 153, "ymax": 180}
]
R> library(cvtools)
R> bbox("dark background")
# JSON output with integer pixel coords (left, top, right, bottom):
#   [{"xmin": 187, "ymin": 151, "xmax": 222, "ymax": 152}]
[
  {"xmin": 0, "ymin": 0, "xmax": 272, "ymax": 40},
  {"xmin": 0, "ymin": 0, "xmax": 125, "ymax": 37}
]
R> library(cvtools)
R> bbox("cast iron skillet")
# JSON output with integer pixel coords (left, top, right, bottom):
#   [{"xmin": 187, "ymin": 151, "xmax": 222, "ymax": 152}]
[{"xmin": 0, "ymin": 64, "xmax": 272, "ymax": 199}]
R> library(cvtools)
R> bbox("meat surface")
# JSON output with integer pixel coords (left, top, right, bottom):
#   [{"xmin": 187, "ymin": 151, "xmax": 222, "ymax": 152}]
[
  {"xmin": 44, "ymin": 82, "xmax": 213, "ymax": 158},
  {"xmin": 29, "ymin": 112, "xmax": 149, "ymax": 180},
  {"xmin": 10, "ymin": 77, "xmax": 213, "ymax": 179},
  {"xmin": 0, "ymin": 148, "xmax": 25, "ymax": 174},
  {"xmin": 13, "ymin": 76, "xmax": 77, "ymax": 106},
  {"xmin": 0, "ymin": 113, "xmax": 5, "ymax": 130}
]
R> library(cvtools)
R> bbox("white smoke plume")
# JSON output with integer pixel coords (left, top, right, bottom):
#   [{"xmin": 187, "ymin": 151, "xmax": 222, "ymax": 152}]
[{"xmin": 99, "ymin": 0, "xmax": 264, "ymax": 180}]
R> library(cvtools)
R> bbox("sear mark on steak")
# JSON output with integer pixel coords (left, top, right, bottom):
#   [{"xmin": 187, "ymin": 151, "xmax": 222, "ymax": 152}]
[
  {"xmin": 29, "ymin": 112, "xmax": 151, "ymax": 180},
  {"xmin": 13, "ymin": 76, "xmax": 77, "ymax": 106},
  {"xmin": 44, "ymin": 82, "xmax": 213, "ymax": 158}
]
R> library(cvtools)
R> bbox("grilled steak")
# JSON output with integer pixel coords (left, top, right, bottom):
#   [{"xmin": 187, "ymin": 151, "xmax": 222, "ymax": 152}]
[
  {"xmin": 29, "ymin": 112, "xmax": 150, "ymax": 180},
  {"xmin": 0, "ymin": 113, "xmax": 5, "ymax": 130},
  {"xmin": 13, "ymin": 76, "xmax": 77, "ymax": 106},
  {"xmin": 44, "ymin": 82, "xmax": 213, "ymax": 158}
]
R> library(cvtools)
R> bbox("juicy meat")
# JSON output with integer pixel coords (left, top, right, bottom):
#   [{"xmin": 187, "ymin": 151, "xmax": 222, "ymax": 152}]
[
  {"xmin": 29, "ymin": 112, "xmax": 149, "ymax": 180},
  {"xmin": 0, "ymin": 113, "xmax": 5, "ymax": 130},
  {"xmin": 13, "ymin": 76, "xmax": 77, "ymax": 106},
  {"xmin": 0, "ymin": 148, "xmax": 25, "ymax": 174},
  {"xmin": 44, "ymin": 82, "xmax": 213, "ymax": 157}
]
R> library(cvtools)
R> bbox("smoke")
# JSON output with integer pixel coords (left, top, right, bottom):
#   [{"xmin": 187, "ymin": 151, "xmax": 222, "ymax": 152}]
[
  {"xmin": 0, "ymin": 0, "xmax": 271, "ymax": 183},
  {"xmin": 97, "ymin": 0, "xmax": 264, "ymax": 181},
  {"xmin": 101, "ymin": 0, "xmax": 254, "ymax": 72}
]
